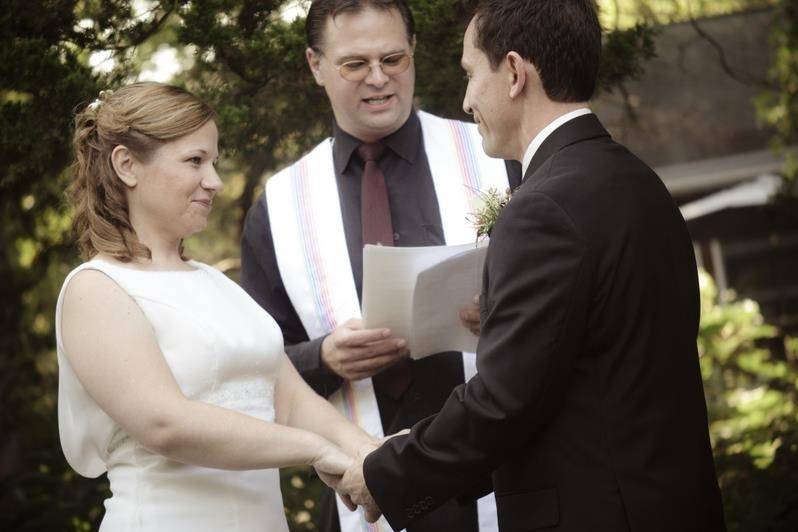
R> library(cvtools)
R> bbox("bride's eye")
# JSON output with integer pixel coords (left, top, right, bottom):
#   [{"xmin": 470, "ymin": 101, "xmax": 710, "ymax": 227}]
[{"xmin": 188, "ymin": 156, "xmax": 202, "ymax": 166}]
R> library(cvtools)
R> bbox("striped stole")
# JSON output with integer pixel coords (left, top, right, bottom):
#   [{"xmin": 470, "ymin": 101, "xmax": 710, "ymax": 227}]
[{"xmin": 266, "ymin": 111, "xmax": 509, "ymax": 532}]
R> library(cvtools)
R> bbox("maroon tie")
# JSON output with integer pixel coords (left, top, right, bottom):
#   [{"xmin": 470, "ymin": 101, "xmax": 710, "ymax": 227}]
[{"xmin": 358, "ymin": 142, "xmax": 412, "ymax": 400}]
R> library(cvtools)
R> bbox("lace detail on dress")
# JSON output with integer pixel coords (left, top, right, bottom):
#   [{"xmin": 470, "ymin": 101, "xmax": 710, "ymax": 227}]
[{"xmin": 198, "ymin": 376, "xmax": 276, "ymax": 422}]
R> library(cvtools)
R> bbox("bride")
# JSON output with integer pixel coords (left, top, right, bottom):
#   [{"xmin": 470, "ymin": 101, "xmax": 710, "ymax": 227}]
[{"xmin": 56, "ymin": 82, "xmax": 373, "ymax": 531}]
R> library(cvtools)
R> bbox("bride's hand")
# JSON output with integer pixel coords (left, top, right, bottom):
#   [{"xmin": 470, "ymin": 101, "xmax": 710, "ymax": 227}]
[{"xmin": 312, "ymin": 444, "xmax": 353, "ymax": 490}]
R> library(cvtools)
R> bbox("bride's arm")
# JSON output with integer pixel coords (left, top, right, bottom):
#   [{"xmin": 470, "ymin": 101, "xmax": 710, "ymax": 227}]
[
  {"xmin": 274, "ymin": 353, "xmax": 377, "ymax": 457},
  {"xmin": 61, "ymin": 269, "xmax": 348, "ymax": 473}
]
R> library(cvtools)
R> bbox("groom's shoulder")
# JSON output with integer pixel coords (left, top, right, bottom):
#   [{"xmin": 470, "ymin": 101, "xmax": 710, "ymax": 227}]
[
  {"xmin": 536, "ymin": 136, "xmax": 659, "ymax": 197},
  {"xmin": 515, "ymin": 138, "xmax": 665, "ymax": 226}
]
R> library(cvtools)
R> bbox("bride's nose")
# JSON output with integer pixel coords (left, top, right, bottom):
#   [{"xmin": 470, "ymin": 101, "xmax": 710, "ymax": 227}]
[{"xmin": 201, "ymin": 167, "xmax": 224, "ymax": 192}]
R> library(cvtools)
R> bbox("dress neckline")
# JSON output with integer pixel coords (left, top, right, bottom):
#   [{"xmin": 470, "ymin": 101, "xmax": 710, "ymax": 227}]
[{"xmin": 90, "ymin": 258, "xmax": 204, "ymax": 273}]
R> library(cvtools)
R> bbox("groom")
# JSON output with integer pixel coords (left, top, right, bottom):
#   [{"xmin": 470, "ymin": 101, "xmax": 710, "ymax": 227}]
[{"xmin": 338, "ymin": 1, "xmax": 726, "ymax": 530}]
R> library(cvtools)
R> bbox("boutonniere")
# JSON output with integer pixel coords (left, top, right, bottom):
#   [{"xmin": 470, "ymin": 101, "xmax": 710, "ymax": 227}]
[{"xmin": 469, "ymin": 186, "xmax": 513, "ymax": 241}]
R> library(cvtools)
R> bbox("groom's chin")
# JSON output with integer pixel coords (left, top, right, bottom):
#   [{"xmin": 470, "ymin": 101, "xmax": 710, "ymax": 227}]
[{"xmin": 481, "ymin": 141, "xmax": 508, "ymax": 160}]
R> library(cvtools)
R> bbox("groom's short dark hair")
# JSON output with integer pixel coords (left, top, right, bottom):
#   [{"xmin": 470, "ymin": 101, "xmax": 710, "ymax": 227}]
[
  {"xmin": 472, "ymin": 0, "xmax": 601, "ymax": 102},
  {"xmin": 306, "ymin": 0, "xmax": 415, "ymax": 51}
]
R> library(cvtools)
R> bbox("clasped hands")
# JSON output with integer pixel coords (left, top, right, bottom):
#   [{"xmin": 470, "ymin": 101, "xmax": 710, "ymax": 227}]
[
  {"xmin": 312, "ymin": 295, "xmax": 480, "ymax": 521},
  {"xmin": 313, "ymin": 431, "xmax": 410, "ymax": 523}
]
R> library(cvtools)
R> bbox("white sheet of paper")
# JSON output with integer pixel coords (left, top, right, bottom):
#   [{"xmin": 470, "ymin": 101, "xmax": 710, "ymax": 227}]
[
  {"xmin": 411, "ymin": 244, "xmax": 488, "ymax": 357},
  {"xmin": 362, "ymin": 242, "xmax": 487, "ymax": 359}
]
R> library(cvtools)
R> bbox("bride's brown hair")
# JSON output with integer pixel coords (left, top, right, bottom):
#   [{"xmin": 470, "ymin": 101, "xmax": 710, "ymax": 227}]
[{"xmin": 68, "ymin": 82, "xmax": 216, "ymax": 262}]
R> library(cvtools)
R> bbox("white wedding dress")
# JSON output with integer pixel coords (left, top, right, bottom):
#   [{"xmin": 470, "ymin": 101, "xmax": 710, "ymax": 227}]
[{"xmin": 55, "ymin": 259, "xmax": 289, "ymax": 531}]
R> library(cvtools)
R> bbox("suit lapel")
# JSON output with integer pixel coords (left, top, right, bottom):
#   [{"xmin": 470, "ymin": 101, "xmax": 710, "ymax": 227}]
[{"xmin": 522, "ymin": 114, "xmax": 611, "ymax": 182}]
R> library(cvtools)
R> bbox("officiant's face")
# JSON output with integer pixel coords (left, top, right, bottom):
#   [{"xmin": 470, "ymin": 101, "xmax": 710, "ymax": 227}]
[{"xmin": 306, "ymin": 6, "xmax": 415, "ymax": 142}]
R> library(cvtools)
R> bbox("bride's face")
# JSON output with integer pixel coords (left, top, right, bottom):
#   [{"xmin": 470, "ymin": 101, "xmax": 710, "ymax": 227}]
[{"xmin": 126, "ymin": 120, "xmax": 223, "ymax": 240}]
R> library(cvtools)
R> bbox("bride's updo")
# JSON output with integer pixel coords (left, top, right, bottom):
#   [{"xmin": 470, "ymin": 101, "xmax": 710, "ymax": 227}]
[{"xmin": 68, "ymin": 82, "xmax": 216, "ymax": 262}]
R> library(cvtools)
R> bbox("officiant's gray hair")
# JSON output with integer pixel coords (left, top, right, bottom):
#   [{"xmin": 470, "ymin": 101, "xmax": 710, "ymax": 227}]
[
  {"xmin": 472, "ymin": 0, "xmax": 601, "ymax": 103},
  {"xmin": 306, "ymin": 0, "xmax": 415, "ymax": 51}
]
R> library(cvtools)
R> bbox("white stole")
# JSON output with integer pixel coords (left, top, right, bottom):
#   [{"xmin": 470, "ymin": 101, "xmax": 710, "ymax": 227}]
[{"xmin": 266, "ymin": 111, "xmax": 509, "ymax": 532}]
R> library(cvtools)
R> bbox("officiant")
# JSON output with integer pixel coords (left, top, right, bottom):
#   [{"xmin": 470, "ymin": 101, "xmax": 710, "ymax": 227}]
[{"xmin": 240, "ymin": 1, "xmax": 520, "ymax": 531}]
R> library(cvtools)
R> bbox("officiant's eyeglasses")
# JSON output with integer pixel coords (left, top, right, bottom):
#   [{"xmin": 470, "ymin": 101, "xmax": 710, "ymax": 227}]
[{"xmin": 334, "ymin": 52, "xmax": 414, "ymax": 81}]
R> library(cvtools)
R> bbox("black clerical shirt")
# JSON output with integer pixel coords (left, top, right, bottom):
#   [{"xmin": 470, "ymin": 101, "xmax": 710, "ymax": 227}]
[{"xmin": 240, "ymin": 111, "xmax": 521, "ymax": 400}]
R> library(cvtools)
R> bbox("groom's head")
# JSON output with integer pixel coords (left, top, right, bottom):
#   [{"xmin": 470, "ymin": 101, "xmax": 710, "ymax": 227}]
[
  {"xmin": 305, "ymin": 0, "xmax": 417, "ymax": 142},
  {"xmin": 461, "ymin": 0, "xmax": 601, "ymax": 159}
]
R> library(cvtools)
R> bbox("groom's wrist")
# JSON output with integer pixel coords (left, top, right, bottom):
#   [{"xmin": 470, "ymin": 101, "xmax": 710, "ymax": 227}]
[{"xmin": 361, "ymin": 447, "xmax": 405, "ymax": 530}]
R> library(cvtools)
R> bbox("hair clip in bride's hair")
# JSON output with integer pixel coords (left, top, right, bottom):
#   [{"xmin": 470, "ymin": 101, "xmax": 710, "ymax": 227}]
[{"xmin": 87, "ymin": 89, "xmax": 113, "ymax": 112}]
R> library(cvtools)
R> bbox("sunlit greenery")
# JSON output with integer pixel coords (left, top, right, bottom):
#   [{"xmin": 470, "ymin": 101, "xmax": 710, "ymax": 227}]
[
  {"xmin": 753, "ymin": 0, "xmax": 798, "ymax": 195},
  {"xmin": 598, "ymin": 0, "xmax": 774, "ymax": 29},
  {"xmin": 698, "ymin": 271, "xmax": 798, "ymax": 532}
]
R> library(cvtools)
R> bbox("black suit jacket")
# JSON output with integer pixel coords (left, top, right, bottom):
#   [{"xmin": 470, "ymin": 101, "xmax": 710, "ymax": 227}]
[{"xmin": 363, "ymin": 114, "xmax": 725, "ymax": 532}]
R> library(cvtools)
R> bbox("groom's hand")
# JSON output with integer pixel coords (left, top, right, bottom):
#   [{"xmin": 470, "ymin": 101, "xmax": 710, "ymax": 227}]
[
  {"xmin": 459, "ymin": 294, "xmax": 481, "ymax": 336},
  {"xmin": 340, "ymin": 444, "xmax": 382, "ymax": 523},
  {"xmin": 321, "ymin": 318, "xmax": 410, "ymax": 381}
]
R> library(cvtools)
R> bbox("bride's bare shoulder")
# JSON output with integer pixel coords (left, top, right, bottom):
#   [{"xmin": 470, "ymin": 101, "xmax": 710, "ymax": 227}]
[{"xmin": 61, "ymin": 263, "xmax": 133, "ymax": 321}]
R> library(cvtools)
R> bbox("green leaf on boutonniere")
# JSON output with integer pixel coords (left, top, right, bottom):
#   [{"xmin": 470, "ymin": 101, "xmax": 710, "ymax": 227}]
[{"xmin": 468, "ymin": 187, "xmax": 513, "ymax": 241}]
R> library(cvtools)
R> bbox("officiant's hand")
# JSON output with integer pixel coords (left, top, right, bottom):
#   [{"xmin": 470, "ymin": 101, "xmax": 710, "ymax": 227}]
[
  {"xmin": 459, "ymin": 294, "xmax": 481, "ymax": 336},
  {"xmin": 321, "ymin": 318, "xmax": 409, "ymax": 381}
]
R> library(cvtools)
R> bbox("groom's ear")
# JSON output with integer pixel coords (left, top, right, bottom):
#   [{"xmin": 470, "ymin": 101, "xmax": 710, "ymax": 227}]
[
  {"xmin": 306, "ymin": 47, "xmax": 324, "ymax": 86},
  {"xmin": 505, "ymin": 51, "xmax": 527, "ymax": 99}
]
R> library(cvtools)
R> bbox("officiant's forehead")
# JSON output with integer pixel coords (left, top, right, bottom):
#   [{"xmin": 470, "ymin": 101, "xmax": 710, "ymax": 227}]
[{"xmin": 306, "ymin": 0, "xmax": 415, "ymax": 50}]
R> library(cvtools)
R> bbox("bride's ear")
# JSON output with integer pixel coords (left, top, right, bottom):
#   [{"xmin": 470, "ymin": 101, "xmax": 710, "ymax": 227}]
[
  {"xmin": 111, "ymin": 145, "xmax": 138, "ymax": 188},
  {"xmin": 506, "ymin": 52, "xmax": 527, "ymax": 99}
]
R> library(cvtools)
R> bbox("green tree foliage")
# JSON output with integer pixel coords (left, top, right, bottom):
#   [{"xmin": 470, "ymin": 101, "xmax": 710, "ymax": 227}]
[
  {"xmin": 597, "ymin": 23, "xmax": 657, "ymax": 93},
  {"xmin": 599, "ymin": 0, "xmax": 772, "ymax": 29},
  {"xmin": 698, "ymin": 271, "xmax": 798, "ymax": 532},
  {"xmin": 755, "ymin": 0, "xmax": 798, "ymax": 196},
  {"xmin": 0, "ymin": 1, "xmax": 178, "ymax": 529}
]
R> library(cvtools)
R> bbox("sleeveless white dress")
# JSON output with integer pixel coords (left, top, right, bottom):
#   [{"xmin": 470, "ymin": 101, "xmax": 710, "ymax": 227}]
[{"xmin": 55, "ymin": 259, "xmax": 290, "ymax": 532}]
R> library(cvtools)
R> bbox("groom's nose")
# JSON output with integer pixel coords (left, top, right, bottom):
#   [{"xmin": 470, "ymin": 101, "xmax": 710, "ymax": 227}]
[
  {"xmin": 463, "ymin": 98, "xmax": 474, "ymax": 116},
  {"xmin": 462, "ymin": 87, "xmax": 474, "ymax": 116}
]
